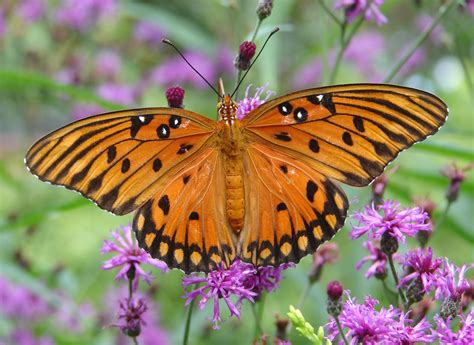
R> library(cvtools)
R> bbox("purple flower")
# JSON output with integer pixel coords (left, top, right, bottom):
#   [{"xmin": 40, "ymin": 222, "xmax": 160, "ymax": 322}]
[
  {"xmin": 149, "ymin": 51, "xmax": 216, "ymax": 89},
  {"xmin": 391, "ymin": 313, "xmax": 434, "ymax": 344},
  {"xmin": 242, "ymin": 262, "xmax": 294, "ymax": 297},
  {"xmin": 55, "ymin": 0, "xmax": 116, "ymax": 31},
  {"xmin": 334, "ymin": 0, "xmax": 387, "ymax": 25},
  {"xmin": 355, "ymin": 240, "xmax": 397, "ymax": 279},
  {"xmin": 309, "ymin": 243, "xmax": 339, "ymax": 282},
  {"xmin": 94, "ymin": 50, "xmax": 122, "ymax": 81},
  {"xmin": 434, "ymin": 259, "xmax": 472, "ymax": 301},
  {"xmin": 17, "ymin": 0, "xmax": 45, "ymax": 23},
  {"xmin": 117, "ymin": 297, "xmax": 148, "ymax": 337},
  {"xmin": 0, "ymin": 9, "xmax": 5, "ymax": 40},
  {"xmin": 236, "ymin": 84, "xmax": 274, "ymax": 119},
  {"xmin": 292, "ymin": 58, "xmax": 323, "ymax": 89},
  {"xmin": 416, "ymin": 14, "xmax": 445, "ymax": 46},
  {"xmin": 399, "ymin": 247, "xmax": 443, "ymax": 293},
  {"xmin": 165, "ymin": 86, "xmax": 185, "ymax": 108},
  {"xmin": 0, "ymin": 277, "xmax": 51, "ymax": 321},
  {"xmin": 133, "ymin": 20, "xmax": 166, "ymax": 47},
  {"xmin": 350, "ymin": 200, "xmax": 432, "ymax": 243},
  {"xmin": 9, "ymin": 328, "xmax": 54, "ymax": 345},
  {"xmin": 96, "ymin": 83, "xmax": 138, "ymax": 106},
  {"xmin": 441, "ymin": 163, "xmax": 473, "ymax": 203},
  {"xmin": 54, "ymin": 298, "xmax": 96, "ymax": 334},
  {"xmin": 216, "ymin": 45, "xmax": 235, "ymax": 76},
  {"xmin": 432, "ymin": 310, "xmax": 474, "ymax": 344},
  {"xmin": 464, "ymin": 0, "xmax": 474, "ymax": 17},
  {"xmin": 101, "ymin": 225, "xmax": 168, "ymax": 291},
  {"xmin": 182, "ymin": 260, "xmax": 258, "ymax": 329},
  {"xmin": 326, "ymin": 292, "xmax": 400, "ymax": 344},
  {"xmin": 344, "ymin": 31, "xmax": 385, "ymax": 82},
  {"xmin": 71, "ymin": 103, "xmax": 105, "ymax": 120}
]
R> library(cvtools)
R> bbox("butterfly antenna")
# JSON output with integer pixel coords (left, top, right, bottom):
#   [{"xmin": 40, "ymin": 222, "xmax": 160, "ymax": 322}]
[
  {"xmin": 162, "ymin": 38, "xmax": 222, "ymax": 99},
  {"xmin": 230, "ymin": 27, "xmax": 279, "ymax": 99}
]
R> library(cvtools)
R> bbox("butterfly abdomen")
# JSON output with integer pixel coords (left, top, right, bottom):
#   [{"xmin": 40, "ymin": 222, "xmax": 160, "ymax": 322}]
[{"xmin": 224, "ymin": 155, "xmax": 245, "ymax": 232}]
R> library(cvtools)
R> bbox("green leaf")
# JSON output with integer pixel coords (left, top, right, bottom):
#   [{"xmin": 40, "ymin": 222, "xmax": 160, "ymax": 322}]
[{"xmin": 415, "ymin": 142, "xmax": 474, "ymax": 161}]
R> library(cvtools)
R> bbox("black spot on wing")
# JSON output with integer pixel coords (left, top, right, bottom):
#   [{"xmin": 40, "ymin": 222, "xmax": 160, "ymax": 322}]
[
  {"xmin": 306, "ymin": 180, "xmax": 318, "ymax": 202},
  {"xmin": 107, "ymin": 146, "xmax": 117, "ymax": 163},
  {"xmin": 273, "ymin": 132, "xmax": 292, "ymax": 142},
  {"xmin": 158, "ymin": 195, "xmax": 170, "ymax": 215}
]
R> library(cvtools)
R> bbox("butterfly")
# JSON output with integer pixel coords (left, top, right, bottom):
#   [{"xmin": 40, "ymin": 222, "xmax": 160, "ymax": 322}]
[{"xmin": 25, "ymin": 83, "xmax": 448, "ymax": 273}]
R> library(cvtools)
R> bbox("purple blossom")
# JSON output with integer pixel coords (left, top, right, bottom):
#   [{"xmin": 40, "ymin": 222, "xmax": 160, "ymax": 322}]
[
  {"xmin": 54, "ymin": 298, "xmax": 96, "ymax": 334},
  {"xmin": 313, "ymin": 243, "xmax": 340, "ymax": 269},
  {"xmin": 326, "ymin": 292, "xmax": 400, "ymax": 344},
  {"xmin": 133, "ymin": 21, "xmax": 166, "ymax": 46},
  {"xmin": 0, "ymin": 9, "xmax": 5, "ymax": 40},
  {"xmin": 242, "ymin": 262, "xmax": 294, "ymax": 297},
  {"xmin": 432, "ymin": 310, "xmax": 474, "ymax": 344},
  {"xmin": 149, "ymin": 51, "xmax": 216, "ymax": 89},
  {"xmin": 434, "ymin": 259, "xmax": 472, "ymax": 301},
  {"xmin": 334, "ymin": 0, "xmax": 387, "ymax": 25},
  {"xmin": 355, "ymin": 240, "xmax": 398, "ymax": 279},
  {"xmin": 344, "ymin": 31, "xmax": 385, "ymax": 82},
  {"xmin": 397, "ymin": 46, "xmax": 427, "ymax": 77},
  {"xmin": 94, "ymin": 50, "xmax": 122, "ymax": 81},
  {"xmin": 96, "ymin": 83, "xmax": 138, "ymax": 106},
  {"xmin": 117, "ymin": 297, "xmax": 148, "ymax": 337},
  {"xmin": 55, "ymin": 0, "xmax": 116, "ymax": 31},
  {"xmin": 17, "ymin": 0, "xmax": 45, "ymax": 23},
  {"xmin": 8, "ymin": 328, "xmax": 55, "ymax": 345},
  {"xmin": 0, "ymin": 277, "xmax": 51, "ymax": 321},
  {"xmin": 236, "ymin": 84, "xmax": 274, "ymax": 119},
  {"xmin": 390, "ymin": 313, "xmax": 434, "ymax": 344},
  {"xmin": 292, "ymin": 58, "xmax": 323, "ymax": 89},
  {"xmin": 399, "ymin": 247, "xmax": 443, "ymax": 293},
  {"xmin": 182, "ymin": 260, "xmax": 258, "ymax": 329},
  {"xmin": 71, "ymin": 103, "xmax": 105, "ymax": 120},
  {"xmin": 101, "ymin": 225, "xmax": 168, "ymax": 291},
  {"xmin": 464, "ymin": 0, "xmax": 474, "ymax": 17},
  {"xmin": 416, "ymin": 14, "xmax": 445, "ymax": 46},
  {"xmin": 216, "ymin": 45, "xmax": 235, "ymax": 76},
  {"xmin": 350, "ymin": 200, "xmax": 432, "ymax": 243}
]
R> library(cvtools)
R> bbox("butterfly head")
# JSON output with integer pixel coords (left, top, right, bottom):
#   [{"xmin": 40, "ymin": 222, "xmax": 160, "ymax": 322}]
[{"xmin": 217, "ymin": 94, "xmax": 239, "ymax": 121}]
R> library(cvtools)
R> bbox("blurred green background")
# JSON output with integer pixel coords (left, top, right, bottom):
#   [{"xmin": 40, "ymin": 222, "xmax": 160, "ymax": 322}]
[{"xmin": 0, "ymin": 1, "xmax": 473, "ymax": 344}]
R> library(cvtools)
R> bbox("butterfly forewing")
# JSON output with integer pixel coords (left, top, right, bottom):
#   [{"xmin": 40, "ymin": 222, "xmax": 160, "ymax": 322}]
[
  {"xmin": 133, "ymin": 148, "xmax": 237, "ymax": 273},
  {"xmin": 26, "ymin": 108, "xmax": 217, "ymax": 215},
  {"xmin": 242, "ymin": 84, "xmax": 448, "ymax": 186}
]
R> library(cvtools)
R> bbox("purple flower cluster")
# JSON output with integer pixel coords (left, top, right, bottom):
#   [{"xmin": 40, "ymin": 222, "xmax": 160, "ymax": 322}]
[
  {"xmin": 334, "ymin": 0, "xmax": 387, "ymax": 25},
  {"xmin": 432, "ymin": 310, "xmax": 474, "ymax": 344},
  {"xmin": 355, "ymin": 240, "xmax": 398, "ymax": 279},
  {"xmin": 350, "ymin": 200, "xmax": 432, "ymax": 243},
  {"xmin": 399, "ymin": 247, "xmax": 443, "ymax": 293},
  {"xmin": 17, "ymin": 0, "xmax": 46, "ymax": 23},
  {"xmin": 326, "ymin": 291, "xmax": 434, "ymax": 344},
  {"xmin": 133, "ymin": 20, "xmax": 166, "ymax": 47},
  {"xmin": 101, "ymin": 225, "xmax": 168, "ymax": 291},
  {"xmin": 182, "ymin": 259, "xmax": 292, "ymax": 329},
  {"xmin": 236, "ymin": 84, "xmax": 274, "ymax": 119},
  {"xmin": 55, "ymin": 0, "xmax": 117, "ymax": 31},
  {"xmin": 434, "ymin": 259, "xmax": 472, "ymax": 301}
]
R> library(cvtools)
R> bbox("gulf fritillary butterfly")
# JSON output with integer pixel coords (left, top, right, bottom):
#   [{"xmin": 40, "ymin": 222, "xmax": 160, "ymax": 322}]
[{"xmin": 25, "ymin": 83, "xmax": 447, "ymax": 273}]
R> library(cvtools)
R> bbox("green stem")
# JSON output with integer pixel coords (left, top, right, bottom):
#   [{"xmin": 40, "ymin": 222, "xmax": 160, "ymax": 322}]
[
  {"xmin": 182, "ymin": 299, "xmax": 195, "ymax": 345},
  {"xmin": 381, "ymin": 277, "xmax": 399, "ymax": 306},
  {"xmin": 383, "ymin": 0, "xmax": 457, "ymax": 83},
  {"xmin": 434, "ymin": 201, "xmax": 452, "ymax": 232},
  {"xmin": 329, "ymin": 0, "xmax": 372, "ymax": 84},
  {"xmin": 318, "ymin": 0, "xmax": 343, "ymax": 26},
  {"xmin": 251, "ymin": 302, "xmax": 264, "ymax": 339},
  {"xmin": 388, "ymin": 254, "xmax": 408, "ymax": 309},
  {"xmin": 297, "ymin": 281, "xmax": 312, "ymax": 309},
  {"xmin": 454, "ymin": 40, "xmax": 474, "ymax": 98},
  {"xmin": 128, "ymin": 278, "xmax": 140, "ymax": 345},
  {"xmin": 334, "ymin": 315, "xmax": 349, "ymax": 345}
]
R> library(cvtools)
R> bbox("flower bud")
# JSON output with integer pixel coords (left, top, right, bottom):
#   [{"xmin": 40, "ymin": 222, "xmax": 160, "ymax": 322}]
[
  {"xmin": 326, "ymin": 280, "xmax": 343, "ymax": 317},
  {"xmin": 381, "ymin": 232, "xmax": 399, "ymax": 255},
  {"xmin": 440, "ymin": 296, "xmax": 460, "ymax": 320},
  {"xmin": 256, "ymin": 0, "xmax": 273, "ymax": 20},
  {"xmin": 165, "ymin": 86, "xmax": 185, "ymax": 108},
  {"xmin": 406, "ymin": 277, "xmax": 425, "ymax": 305},
  {"xmin": 234, "ymin": 41, "xmax": 256, "ymax": 71}
]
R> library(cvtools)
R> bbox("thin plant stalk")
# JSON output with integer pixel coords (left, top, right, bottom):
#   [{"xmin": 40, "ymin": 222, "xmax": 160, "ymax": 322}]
[
  {"xmin": 128, "ymin": 277, "xmax": 139, "ymax": 345},
  {"xmin": 383, "ymin": 0, "xmax": 456, "ymax": 83},
  {"xmin": 388, "ymin": 254, "xmax": 408, "ymax": 309},
  {"xmin": 251, "ymin": 302, "xmax": 264, "ymax": 339},
  {"xmin": 334, "ymin": 316, "xmax": 350, "ymax": 345},
  {"xmin": 318, "ymin": 0, "xmax": 343, "ymax": 26},
  {"xmin": 182, "ymin": 299, "xmax": 195, "ymax": 345},
  {"xmin": 329, "ymin": 0, "xmax": 374, "ymax": 84}
]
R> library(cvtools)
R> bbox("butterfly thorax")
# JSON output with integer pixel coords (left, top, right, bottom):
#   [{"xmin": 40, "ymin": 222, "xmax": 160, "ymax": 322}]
[{"xmin": 217, "ymin": 95, "xmax": 246, "ymax": 234}]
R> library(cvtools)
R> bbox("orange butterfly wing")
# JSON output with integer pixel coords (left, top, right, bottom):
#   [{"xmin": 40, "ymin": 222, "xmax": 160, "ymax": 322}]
[
  {"xmin": 133, "ymin": 148, "xmax": 236, "ymax": 273},
  {"xmin": 25, "ymin": 108, "xmax": 216, "ymax": 215},
  {"xmin": 242, "ymin": 84, "xmax": 448, "ymax": 186},
  {"xmin": 239, "ymin": 142, "xmax": 348, "ymax": 267},
  {"xmin": 238, "ymin": 84, "xmax": 447, "ymax": 266}
]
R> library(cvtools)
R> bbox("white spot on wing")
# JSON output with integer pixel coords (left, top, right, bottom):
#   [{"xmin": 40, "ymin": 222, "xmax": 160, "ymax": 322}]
[
  {"xmin": 139, "ymin": 116, "xmax": 146, "ymax": 123},
  {"xmin": 317, "ymin": 94, "xmax": 324, "ymax": 102}
]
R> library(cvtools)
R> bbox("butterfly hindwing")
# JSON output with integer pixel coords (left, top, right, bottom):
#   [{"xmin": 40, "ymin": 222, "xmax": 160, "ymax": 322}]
[
  {"xmin": 25, "ymin": 108, "xmax": 216, "ymax": 215},
  {"xmin": 242, "ymin": 84, "xmax": 448, "ymax": 186},
  {"xmin": 239, "ymin": 142, "xmax": 349, "ymax": 267},
  {"xmin": 133, "ymin": 148, "xmax": 237, "ymax": 273}
]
